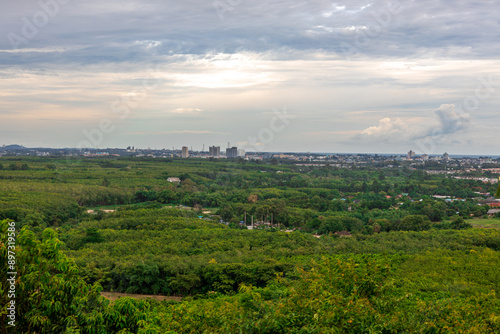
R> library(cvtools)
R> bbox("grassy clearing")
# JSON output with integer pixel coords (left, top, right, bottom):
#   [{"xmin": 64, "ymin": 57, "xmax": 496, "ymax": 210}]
[
  {"xmin": 88, "ymin": 201, "xmax": 160, "ymax": 211},
  {"xmin": 101, "ymin": 292, "xmax": 182, "ymax": 303},
  {"xmin": 469, "ymin": 217, "xmax": 500, "ymax": 229}
]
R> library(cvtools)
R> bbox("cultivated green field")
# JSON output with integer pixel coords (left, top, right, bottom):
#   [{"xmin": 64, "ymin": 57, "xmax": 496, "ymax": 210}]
[{"xmin": 1, "ymin": 157, "xmax": 500, "ymax": 333}]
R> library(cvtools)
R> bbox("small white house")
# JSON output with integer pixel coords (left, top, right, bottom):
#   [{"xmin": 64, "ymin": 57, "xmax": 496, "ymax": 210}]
[{"xmin": 167, "ymin": 177, "xmax": 181, "ymax": 183}]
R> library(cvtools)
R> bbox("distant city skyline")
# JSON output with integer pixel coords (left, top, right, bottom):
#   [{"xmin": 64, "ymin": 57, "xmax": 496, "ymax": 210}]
[
  {"xmin": 2, "ymin": 143, "xmax": 499, "ymax": 159},
  {"xmin": 1, "ymin": 1, "xmax": 499, "ymax": 155}
]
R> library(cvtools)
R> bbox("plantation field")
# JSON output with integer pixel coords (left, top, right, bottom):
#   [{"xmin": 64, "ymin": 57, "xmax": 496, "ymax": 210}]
[
  {"xmin": 1, "ymin": 156, "xmax": 500, "ymax": 333},
  {"xmin": 100, "ymin": 292, "xmax": 182, "ymax": 303}
]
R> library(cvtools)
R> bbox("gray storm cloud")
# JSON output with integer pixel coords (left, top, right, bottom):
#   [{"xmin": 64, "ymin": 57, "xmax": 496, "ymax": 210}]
[
  {"xmin": 0, "ymin": 0, "xmax": 499, "ymax": 153},
  {"xmin": 1, "ymin": 0, "xmax": 499, "ymax": 63},
  {"xmin": 433, "ymin": 104, "xmax": 470, "ymax": 135}
]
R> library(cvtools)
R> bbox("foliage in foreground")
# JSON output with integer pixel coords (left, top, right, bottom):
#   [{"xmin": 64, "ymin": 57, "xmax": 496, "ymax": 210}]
[
  {"xmin": 136, "ymin": 252, "xmax": 500, "ymax": 334},
  {"xmin": 2, "ymin": 219, "xmax": 500, "ymax": 333},
  {"xmin": 0, "ymin": 220, "xmax": 106, "ymax": 334}
]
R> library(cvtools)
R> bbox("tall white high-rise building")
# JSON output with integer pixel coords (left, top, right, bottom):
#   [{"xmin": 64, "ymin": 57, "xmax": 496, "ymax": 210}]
[{"xmin": 181, "ymin": 146, "xmax": 189, "ymax": 158}]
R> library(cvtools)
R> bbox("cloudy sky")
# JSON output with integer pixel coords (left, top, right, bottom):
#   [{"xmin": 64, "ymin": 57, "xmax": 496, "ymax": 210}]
[{"xmin": 1, "ymin": 0, "xmax": 499, "ymax": 154}]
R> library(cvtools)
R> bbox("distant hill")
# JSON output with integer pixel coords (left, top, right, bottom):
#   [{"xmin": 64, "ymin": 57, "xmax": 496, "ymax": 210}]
[{"xmin": 2, "ymin": 144, "xmax": 26, "ymax": 150}]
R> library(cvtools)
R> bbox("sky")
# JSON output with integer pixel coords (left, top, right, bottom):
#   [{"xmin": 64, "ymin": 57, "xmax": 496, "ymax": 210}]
[{"xmin": 1, "ymin": 0, "xmax": 499, "ymax": 155}]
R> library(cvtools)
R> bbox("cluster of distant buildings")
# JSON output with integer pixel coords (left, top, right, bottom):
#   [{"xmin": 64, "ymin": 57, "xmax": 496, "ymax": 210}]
[
  {"xmin": 180, "ymin": 145, "xmax": 244, "ymax": 159},
  {"xmin": 1, "ymin": 145, "xmax": 499, "ymax": 169},
  {"xmin": 406, "ymin": 150, "xmax": 450, "ymax": 161}
]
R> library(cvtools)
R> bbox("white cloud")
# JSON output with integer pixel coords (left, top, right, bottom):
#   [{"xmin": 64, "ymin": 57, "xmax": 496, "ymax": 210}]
[
  {"xmin": 169, "ymin": 108, "xmax": 204, "ymax": 114},
  {"xmin": 361, "ymin": 117, "xmax": 408, "ymax": 137},
  {"xmin": 354, "ymin": 104, "xmax": 472, "ymax": 143}
]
